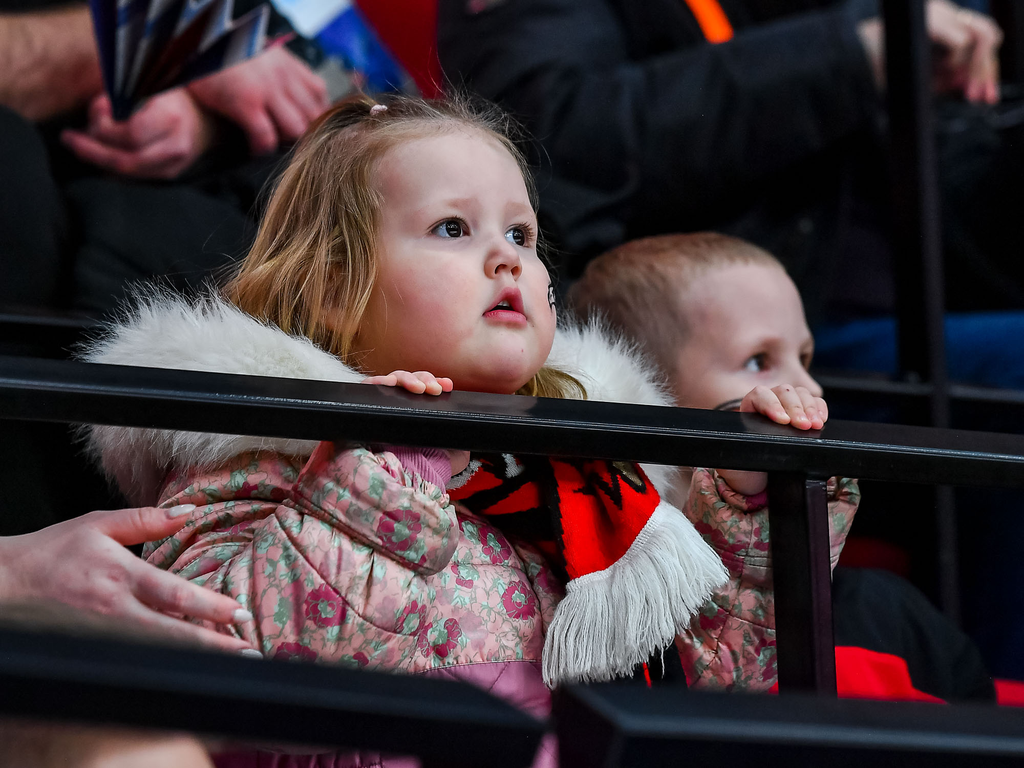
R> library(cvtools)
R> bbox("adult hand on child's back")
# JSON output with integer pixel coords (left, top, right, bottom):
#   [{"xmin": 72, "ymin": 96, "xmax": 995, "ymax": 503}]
[
  {"xmin": 187, "ymin": 46, "xmax": 329, "ymax": 156},
  {"xmin": 0, "ymin": 506, "xmax": 256, "ymax": 654},
  {"xmin": 740, "ymin": 384, "xmax": 827, "ymax": 431},
  {"xmin": 61, "ymin": 90, "xmax": 215, "ymax": 179}
]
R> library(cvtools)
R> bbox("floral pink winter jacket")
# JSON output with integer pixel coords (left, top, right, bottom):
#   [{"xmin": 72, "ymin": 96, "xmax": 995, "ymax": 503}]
[
  {"xmin": 148, "ymin": 442, "xmax": 562, "ymax": 768},
  {"xmin": 677, "ymin": 468, "xmax": 860, "ymax": 691}
]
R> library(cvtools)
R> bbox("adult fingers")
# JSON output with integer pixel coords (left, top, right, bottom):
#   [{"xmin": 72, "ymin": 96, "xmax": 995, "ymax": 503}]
[
  {"xmin": 132, "ymin": 563, "xmax": 254, "ymax": 629},
  {"xmin": 277, "ymin": 47, "xmax": 329, "ymax": 113},
  {"xmin": 927, "ymin": 0, "xmax": 972, "ymax": 51},
  {"xmin": 88, "ymin": 93, "xmax": 136, "ymax": 145},
  {"xmin": 305, "ymin": 72, "xmax": 330, "ymax": 113},
  {"xmin": 267, "ymin": 92, "xmax": 310, "ymax": 145},
  {"xmin": 965, "ymin": 18, "xmax": 1002, "ymax": 103},
  {"xmin": 242, "ymin": 105, "xmax": 280, "ymax": 155},
  {"xmin": 123, "ymin": 599, "xmax": 258, "ymax": 653},
  {"xmin": 60, "ymin": 130, "xmax": 133, "ymax": 172},
  {"xmin": 90, "ymin": 95, "xmax": 176, "ymax": 149},
  {"xmin": 288, "ymin": 76, "xmax": 329, "ymax": 123},
  {"xmin": 119, "ymin": 133, "xmax": 200, "ymax": 179},
  {"xmin": 59, "ymin": 131, "xmax": 177, "ymax": 177},
  {"xmin": 84, "ymin": 504, "xmax": 197, "ymax": 547}
]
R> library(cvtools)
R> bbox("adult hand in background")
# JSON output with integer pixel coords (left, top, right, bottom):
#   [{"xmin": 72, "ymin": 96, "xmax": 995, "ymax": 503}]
[
  {"xmin": 927, "ymin": 0, "xmax": 1003, "ymax": 103},
  {"xmin": 857, "ymin": 0, "xmax": 1003, "ymax": 104},
  {"xmin": 187, "ymin": 46, "xmax": 329, "ymax": 155},
  {"xmin": 0, "ymin": 505, "xmax": 257, "ymax": 654},
  {"xmin": 61, "ymin": 89, "xmax": 215, "ymax": 179}
]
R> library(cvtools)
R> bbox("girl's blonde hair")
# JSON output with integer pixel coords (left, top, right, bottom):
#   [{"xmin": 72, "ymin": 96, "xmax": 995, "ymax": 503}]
[{"xmin": 224, "ymin": 93, "xmax": 584, "ymax": 400}]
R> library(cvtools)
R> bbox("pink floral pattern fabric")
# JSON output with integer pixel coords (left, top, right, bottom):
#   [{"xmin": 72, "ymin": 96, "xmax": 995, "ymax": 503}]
[
  {"xmin": 675, "ymin": 468, "xmax": 859, "ymax": 691},
  {"xmin": 146, "ymin": 442, "xmax": 563, "ymax": 681}
]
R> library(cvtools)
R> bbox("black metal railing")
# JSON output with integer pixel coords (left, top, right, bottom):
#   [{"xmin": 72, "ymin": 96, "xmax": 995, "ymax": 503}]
[
  {"xmin": 6, "ymin": 353, "xmax": 1024, "ymax": 700},
  {"xmin": 3, "ymin": 355, "xmax": 1024, "ymax": 764}
]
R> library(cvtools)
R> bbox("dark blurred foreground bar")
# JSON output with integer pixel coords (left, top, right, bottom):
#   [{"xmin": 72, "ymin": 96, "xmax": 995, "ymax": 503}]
[
  {"xmin": 556, "ymin": 684, "xmax": 1024, "ymax": 768},
  {"xmin": 0, "ymin": 626, "xmax": 544, "ymax": 768},
  {"xmin": 3, "ymin": 355, "xmax": 1024, "ymax": 487}
]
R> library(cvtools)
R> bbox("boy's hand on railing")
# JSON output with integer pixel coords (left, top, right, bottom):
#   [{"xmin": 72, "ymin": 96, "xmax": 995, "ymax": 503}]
[
  {"xmin": 362, "ymin": 370, "xmax": 454, "ymax": 396},
  {"xmin": 717, "ymin": 386, "xmax": 827, "ymax": 495},
  {"xmin": 740, "ymin": 385, "xmax": 827, "ymax": 431},
  {"xmin": 0, "ymin": 506, "xmax": 258, "ymax": 655}
]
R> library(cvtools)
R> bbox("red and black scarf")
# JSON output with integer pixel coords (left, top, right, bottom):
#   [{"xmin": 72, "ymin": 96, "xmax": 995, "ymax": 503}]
[{"xmin": 449, "ymin": 454, "xmax": 727, "ymax": 686}]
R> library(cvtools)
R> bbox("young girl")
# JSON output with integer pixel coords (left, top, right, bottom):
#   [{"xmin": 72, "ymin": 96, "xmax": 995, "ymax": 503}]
[{"xmin": 82, "ymin": 97, "xmax": 808, "ymax": 765}]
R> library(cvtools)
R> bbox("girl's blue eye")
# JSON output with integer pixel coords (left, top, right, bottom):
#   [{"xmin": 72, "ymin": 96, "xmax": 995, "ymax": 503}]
[
  {"xmin": 744, "ymin": 354, "xmax": 767, "ymax": 373},
  {"xmin": 505, "ymin": 227, "xmax": 527, "ymax": 246},
  {"xmin": 433, "ymin": 220, "xmax": 465, "ymax": 238}
]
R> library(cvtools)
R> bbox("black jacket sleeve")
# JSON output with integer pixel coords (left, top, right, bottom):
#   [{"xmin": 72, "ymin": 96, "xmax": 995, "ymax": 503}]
[{"xmin": 438, "ymin": 0, "xmax": 882, "ymax": 257}]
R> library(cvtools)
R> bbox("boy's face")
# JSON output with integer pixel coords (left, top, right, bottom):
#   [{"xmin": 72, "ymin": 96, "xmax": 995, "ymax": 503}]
[{"xmin": 670, "ymin": 263, "xmax": 821, "ymax": 410}]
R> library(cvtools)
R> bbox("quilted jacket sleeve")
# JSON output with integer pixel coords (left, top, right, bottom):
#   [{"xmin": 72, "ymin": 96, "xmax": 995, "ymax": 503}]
[
  {"xmin": 289, "ymin": 442, "xmax": 460, "ymax": 576},
  {"xmin": 675, "ymin": 468, "xmax": 860, "ymax": 691},
  {"xmin": 149, "ymin": 444, "xmax": 461, "ymax": 663}
]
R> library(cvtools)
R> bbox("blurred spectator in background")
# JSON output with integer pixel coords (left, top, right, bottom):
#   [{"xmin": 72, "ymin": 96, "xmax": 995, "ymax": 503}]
[
  {"xmin": 439, "ymin": 0, "xmax": 1024, "ymax": 389},
  {"xmin": 0, "ymin": 0, "xmax": 334, "ymax": 546},
  {"xmin": 0, "ymin": 0, "xmax": 329, "ymax": 317}
]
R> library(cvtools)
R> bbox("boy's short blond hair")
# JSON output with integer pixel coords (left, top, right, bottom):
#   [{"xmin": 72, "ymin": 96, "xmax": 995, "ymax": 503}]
[{"xmin": 568, "ymin": 232, "xmax": 782, "ymax": 373}]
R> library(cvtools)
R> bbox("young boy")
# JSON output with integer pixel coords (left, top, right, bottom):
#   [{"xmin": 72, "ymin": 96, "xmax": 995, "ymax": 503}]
[{"xmin": 568, "ymin": 232, "xmax": 993, "ymax": 701}]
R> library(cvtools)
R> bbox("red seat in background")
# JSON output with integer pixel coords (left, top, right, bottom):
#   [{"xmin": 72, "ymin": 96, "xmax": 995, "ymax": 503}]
[{"xmin": 354, "ymin": 0, "xmax": 444, "ymax": 98}]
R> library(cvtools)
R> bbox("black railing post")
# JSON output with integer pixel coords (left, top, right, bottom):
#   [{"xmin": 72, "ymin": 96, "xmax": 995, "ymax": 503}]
[
  {"xmin": 767, "ymin": 473, "xmax": 836, "ymax": 695},
  {"xmin": 882, "ymin": 0, "xmax": 949, "ymax": 407},
  {"xmin": 991, "ymin": 0, "xmax": 1024, "ymax": 85},
  {"xmin": 882, "ymin": 0, "xmax": 959, "ymax": 623}
]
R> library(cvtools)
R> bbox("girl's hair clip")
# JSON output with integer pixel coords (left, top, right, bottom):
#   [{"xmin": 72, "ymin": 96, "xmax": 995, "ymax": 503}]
[{"xmin": 369, "ymin": 104, "xmax": 388, "ymax": 116}]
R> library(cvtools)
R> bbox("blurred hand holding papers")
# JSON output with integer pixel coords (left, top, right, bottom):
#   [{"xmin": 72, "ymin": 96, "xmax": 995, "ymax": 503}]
[{"xmin": 89, "ymin": 0, "xmax": 270, "ymax": 120}]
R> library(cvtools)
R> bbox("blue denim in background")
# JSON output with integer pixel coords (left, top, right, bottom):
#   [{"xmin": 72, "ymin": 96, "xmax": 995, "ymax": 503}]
[{"xmin": 813, "ymin": 311, "xmax": 1024, "ymax": 390}]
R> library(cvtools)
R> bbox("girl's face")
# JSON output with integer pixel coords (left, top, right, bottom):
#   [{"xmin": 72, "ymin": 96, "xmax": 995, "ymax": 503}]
[{"xmin": 352, "ymin": 130, "xmax": 557, "ymax": 394}]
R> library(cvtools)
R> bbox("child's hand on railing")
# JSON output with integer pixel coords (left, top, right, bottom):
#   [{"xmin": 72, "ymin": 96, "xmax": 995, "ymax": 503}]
[
  {"xmin": 739, "ymin": 385, "xmax": 827, "ymax": 431},
  {"xmin": 362, "ymin": 370, "xmax": 454, "ymax": 396},
  {"xmin": 362, "ymin": 371, "xmax": 468, "ymax": 475},
  {"xmin": 717, "ymin": 385, "xmax": 827, "ymax": 496}
]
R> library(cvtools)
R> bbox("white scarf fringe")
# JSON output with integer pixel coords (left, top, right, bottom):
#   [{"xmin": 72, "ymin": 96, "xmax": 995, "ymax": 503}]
[{"xmin": 541, "ymin": 502, "xmax": 729, "ymax": 687}]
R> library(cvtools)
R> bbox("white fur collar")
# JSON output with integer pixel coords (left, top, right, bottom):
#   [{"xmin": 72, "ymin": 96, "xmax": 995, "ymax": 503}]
[{"xmin": 83, "ymin": 293, "xmax": 674, "ymax": 504}]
